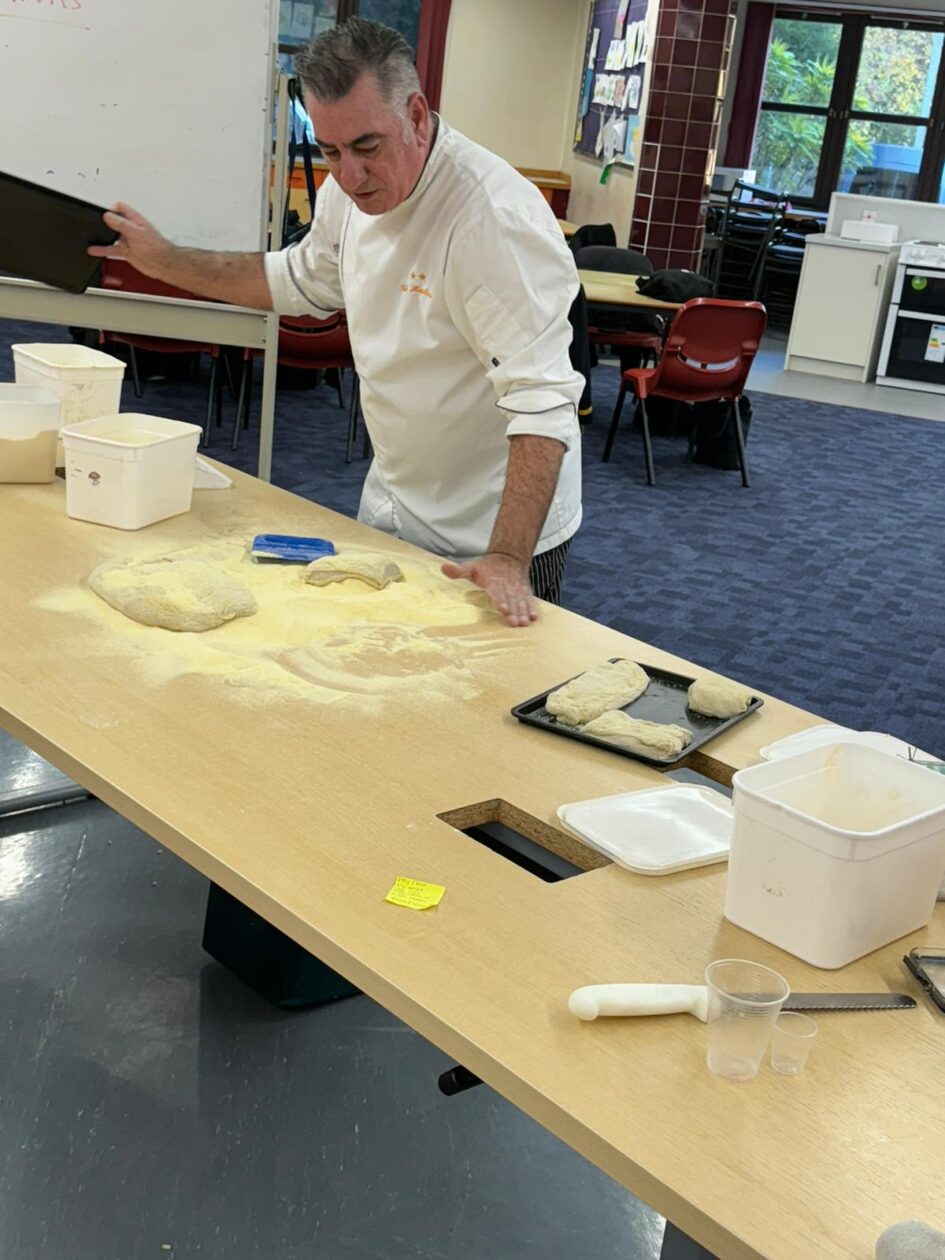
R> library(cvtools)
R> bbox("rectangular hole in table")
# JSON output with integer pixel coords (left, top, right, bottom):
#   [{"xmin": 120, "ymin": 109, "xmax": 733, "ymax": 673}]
[{"xmin": 437, "ymin": 799, "xmax": 609, "ymax": 884}]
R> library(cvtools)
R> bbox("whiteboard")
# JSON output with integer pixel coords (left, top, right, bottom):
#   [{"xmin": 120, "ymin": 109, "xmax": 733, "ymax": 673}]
[{"xmin": 0, "ymin": 0, "xmax": 277, "ymax": 252}]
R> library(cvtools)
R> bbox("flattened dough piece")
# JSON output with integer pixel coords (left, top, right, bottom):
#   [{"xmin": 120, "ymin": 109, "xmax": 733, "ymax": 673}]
[
  {"xmin": 582, "ymin": 711, "xmax": 692, "ymax": 760},
  {"xmin": 303, "ymin": 553, "xmax": 404, "ymax": 590},
  {"xmin": 88, "ymin": 557, "xmax": 257, "ymax": 632},
  {"xmin": 688, "ymin": 674, "xmax": 752, "ymax": 719},
  {"xmin": 545, "ymin": 659, "xmax": 649, "ymax": 726}
]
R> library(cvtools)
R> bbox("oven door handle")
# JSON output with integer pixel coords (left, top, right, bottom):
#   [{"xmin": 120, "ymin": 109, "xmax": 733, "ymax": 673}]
[
  {"xmin": 893, "ymin": 310, "xmax": 945, "ymax": 322},
  {"xmin": 903, "ymin": 268, "xmax": 945, "ymax": 280}
]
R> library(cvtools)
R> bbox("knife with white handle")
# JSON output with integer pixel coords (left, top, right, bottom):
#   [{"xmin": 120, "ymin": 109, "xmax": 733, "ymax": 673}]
[
  {"xmin": 568, "ymin": 984, "xmax": 916, "ymax": 1021},
  {"xmin": 569, "ymin": 984, "xmax": 709, "ymax": 1021}
]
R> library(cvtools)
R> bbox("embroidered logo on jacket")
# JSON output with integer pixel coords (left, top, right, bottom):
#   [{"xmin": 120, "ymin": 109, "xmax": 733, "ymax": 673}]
[{"xmin": 400, "ymin": 272, "xmax": 432, "ymax": 299}]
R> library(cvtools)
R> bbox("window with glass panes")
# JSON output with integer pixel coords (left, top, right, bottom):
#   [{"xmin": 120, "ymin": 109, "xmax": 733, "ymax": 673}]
[{"xmin": 750, "ymin": 12, "xmax": 945, "ymax": 207}]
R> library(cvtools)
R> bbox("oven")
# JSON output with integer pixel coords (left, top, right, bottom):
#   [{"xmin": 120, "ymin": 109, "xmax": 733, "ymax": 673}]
[{"xmin": 877, "ymin": 243, "xmax": 945, "ymax": 394}]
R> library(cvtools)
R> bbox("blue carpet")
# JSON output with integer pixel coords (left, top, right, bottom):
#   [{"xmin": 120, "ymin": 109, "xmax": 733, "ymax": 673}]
[{"xmin": 2, "ymin": 322, "xmax": 943, "ymax": 757}]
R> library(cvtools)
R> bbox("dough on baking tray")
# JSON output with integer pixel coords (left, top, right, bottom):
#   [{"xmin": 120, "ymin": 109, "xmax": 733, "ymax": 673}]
[
  {"xmin": 303, "ymin": 553, "xmax": 404, "ymax": 590},
  {"xmin": 88, "ymin": 557, "xmax": 257, "ymax": 632},
  {"xmin": 545, "ymin": 659, "xmax": 649, "ymax": 726},
  {"xmin": 688, "ymin": 674, "xmax": 752, "ymax": 719},
  {"xmin": 582, "ymin": 711, "xmax": 692, "ymax": 760}
]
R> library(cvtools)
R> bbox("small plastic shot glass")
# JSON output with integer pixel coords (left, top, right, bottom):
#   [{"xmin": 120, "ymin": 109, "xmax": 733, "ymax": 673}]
[{"xmin": 769, "ymin": 1011, "xmax": 818, "ymax": 1075}]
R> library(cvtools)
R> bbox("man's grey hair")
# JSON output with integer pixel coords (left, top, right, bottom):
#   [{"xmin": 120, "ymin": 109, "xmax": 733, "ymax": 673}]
[{"xmin": 295, "ymin": 16, "xmax": 421, "ymax": 113}]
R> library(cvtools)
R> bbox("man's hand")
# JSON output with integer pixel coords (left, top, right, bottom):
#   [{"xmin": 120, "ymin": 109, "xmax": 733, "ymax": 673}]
[
  {"xmin": 88, "ymin": 203, "xmax": 272, "ymax": 308},
  {"xmin": 88, "ymin": 202, "xmax": 175, "ymax": 279},
  {"xmin": 442, "ymin": 551, "xmax": 537, "ymax": 627}
]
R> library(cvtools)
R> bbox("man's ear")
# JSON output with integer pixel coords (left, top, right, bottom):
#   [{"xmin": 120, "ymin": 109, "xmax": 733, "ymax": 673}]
[{"xmin": 406, "ymin": 91, "xmax": 431, "ymax": 144}]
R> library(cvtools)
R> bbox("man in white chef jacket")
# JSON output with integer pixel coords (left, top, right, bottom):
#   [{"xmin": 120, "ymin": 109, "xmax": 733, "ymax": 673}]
[{"xmin": 91, "ymin": 17, "xmax": 584, "ymax": 629}]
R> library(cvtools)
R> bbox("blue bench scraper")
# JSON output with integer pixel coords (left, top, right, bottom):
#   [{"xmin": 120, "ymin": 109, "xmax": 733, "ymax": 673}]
[{"xmin": 251, "ymin": 534, "xmax": 336, "ymax": 563}]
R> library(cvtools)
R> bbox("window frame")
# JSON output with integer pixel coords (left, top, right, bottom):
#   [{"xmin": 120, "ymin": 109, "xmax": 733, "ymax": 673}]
[{"xmin": 754, "ymin": 9, "xmax": 945, "ymax": 208}]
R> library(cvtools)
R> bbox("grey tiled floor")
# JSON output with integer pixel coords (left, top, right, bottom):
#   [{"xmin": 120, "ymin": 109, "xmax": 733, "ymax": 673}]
[{"xmin": 0, "ymin": 732, "xmax": 664, "ymax": 1260}]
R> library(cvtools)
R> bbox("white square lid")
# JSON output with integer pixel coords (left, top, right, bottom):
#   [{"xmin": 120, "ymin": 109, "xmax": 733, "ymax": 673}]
[{"xmin": 557, "ymin": 785, "xmax": 732, "ymax": 875}]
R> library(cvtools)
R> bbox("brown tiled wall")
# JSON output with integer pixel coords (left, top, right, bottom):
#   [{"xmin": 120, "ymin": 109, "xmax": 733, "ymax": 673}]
[{"xmin": 630, "ymin": 0, "xmax": 737, "ymax": 269}]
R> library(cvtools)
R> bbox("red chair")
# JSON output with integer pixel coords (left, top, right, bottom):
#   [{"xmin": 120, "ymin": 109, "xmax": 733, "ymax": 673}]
[
  {"xmin": 98, "ymin": 261, "xmax": 226, "ymax": 438},
  {"xmin": 230, "ymin": 312, "xmax": 362, "ymax": 461},
  {"xmin": 602, "ymin": 298, "xmax": 766, "ymax": 487}
]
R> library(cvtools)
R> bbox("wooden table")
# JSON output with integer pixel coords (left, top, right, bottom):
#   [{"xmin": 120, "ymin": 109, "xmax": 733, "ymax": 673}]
[
  {"xmin": 578, "ymin": 269, "xmax": 682, "ymax": 312},
  {"xmin": 2, "ymin": 470, "xmax": 942, "ymax": 1260},
  {"xmin": 558, "ymin": 219, "xmax": 578, "ymax": 238}
]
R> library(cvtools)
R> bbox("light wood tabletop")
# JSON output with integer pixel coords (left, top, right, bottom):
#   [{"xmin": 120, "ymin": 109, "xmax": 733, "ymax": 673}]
[
  {"xmin": 578, "ymin": 268, "xmax": 683, "ymax": 311},
  {"xmin": 1, "ymin": 470, "xmax": 942, "ymax": 1260},
  {"xmin": 558, "ymin": 218, "xmax": 578, "ymax": 238}
]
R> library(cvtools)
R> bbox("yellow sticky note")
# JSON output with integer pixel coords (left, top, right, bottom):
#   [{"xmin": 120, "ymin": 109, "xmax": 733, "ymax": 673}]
[{"xmin": 385, "ymin": 877, "xmax": 445, "ymax": 910}]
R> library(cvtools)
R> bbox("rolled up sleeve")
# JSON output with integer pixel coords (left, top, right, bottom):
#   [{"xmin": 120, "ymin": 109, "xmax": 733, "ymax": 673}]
[
  {"xmin": 263, "ymin": 177, "xmax": 347, "ymax": 317},
  {"xmin": 446, "ymin": 205, "xmax": 584, "ymax": 450}
]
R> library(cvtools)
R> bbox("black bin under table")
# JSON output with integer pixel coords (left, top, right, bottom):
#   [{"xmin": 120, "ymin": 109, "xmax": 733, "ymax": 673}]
[{"xmin": 202, "ymin": 882, "xmax": 360, "ymax": 1009}]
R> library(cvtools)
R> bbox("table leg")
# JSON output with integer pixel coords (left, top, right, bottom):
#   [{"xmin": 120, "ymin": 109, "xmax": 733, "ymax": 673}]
[
  {"xmin": 256, "ymin": 311, "xmax": 280, "ymax": 482},
  {"xmin": 660, "ymin": 1223, "xmax": 718, "ymax": 1260}
]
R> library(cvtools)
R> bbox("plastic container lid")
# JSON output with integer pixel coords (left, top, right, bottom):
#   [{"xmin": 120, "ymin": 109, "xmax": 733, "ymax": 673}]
[
  {"xmin": 759, "ymin": 724, "xmax": 934, "ymax": 766},
  {"xmin": 556, "ymin": 785, "xmax": 732, "ymax": 875}
]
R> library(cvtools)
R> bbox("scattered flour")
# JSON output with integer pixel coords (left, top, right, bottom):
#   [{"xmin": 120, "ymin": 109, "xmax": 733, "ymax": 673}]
[{"xmin": 35, "ymin": 536, "xmax": 511, "ymax": 710}]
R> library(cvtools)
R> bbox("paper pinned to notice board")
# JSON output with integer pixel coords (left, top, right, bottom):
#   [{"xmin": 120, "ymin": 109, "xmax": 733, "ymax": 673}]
[
  {"xmin": 587, "ymin": 27, "xmax": 600, "ymax": 68},
  {"xmin": 614, "ymin": 0, "xmax": 631, "ymax": 39}
]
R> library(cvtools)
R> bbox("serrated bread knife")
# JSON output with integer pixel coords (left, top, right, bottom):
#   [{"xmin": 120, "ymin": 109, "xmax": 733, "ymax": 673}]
[{"xmin": 568, "ymin": 984, "xmax": 916, "ymax": 1022}]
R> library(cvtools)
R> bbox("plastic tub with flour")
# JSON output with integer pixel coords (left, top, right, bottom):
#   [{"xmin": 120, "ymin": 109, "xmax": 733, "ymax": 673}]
[
  {"xmin": 61, "ymin": 413, "xmax": 201, "ymax": 530},
  {"xmin": 0, "ymin": 384, "xmax": 62, "ymax": 482},
  {"xmin": 13, "ymin": 343, "xmax": 125, "ymax": 425},
  {"xmin": 726, "ymin": 741, "xmax": 945, "ymax": 968}
]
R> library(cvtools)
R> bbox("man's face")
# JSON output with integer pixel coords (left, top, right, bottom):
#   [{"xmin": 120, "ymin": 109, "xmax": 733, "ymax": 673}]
[{"xmin": 305, "ymin": 72, "xmax": 432, "ymax": 215}]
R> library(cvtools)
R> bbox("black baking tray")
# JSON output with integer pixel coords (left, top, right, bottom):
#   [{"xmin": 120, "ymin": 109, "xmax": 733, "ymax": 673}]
[
  {"xmin": 0, "ymin": 169, "xmax": 117, "ymax": 294},
  {"xmin": 511, "ymin": 659, "xmax": 764, "ymax": 767}
]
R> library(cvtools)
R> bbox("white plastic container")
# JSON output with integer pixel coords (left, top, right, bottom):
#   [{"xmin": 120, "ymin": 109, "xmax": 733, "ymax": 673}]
[
  {"xmin": 13, "ymin": 343, "xmax": 125, "ymax": 425},
  {"xmin": 61, "ymin": 413, "xmax": 201, "ymax": 530},
  {"xmin": 0, "ymin": 385, "xmax": 62, "ymax": 483},
  {"xmin": 726, "ymin": 742, "xmax": 945, "ymax": 969},
  {"xmin": 839, "ymin": 220, "xmax": 899, "ymax": 244}
]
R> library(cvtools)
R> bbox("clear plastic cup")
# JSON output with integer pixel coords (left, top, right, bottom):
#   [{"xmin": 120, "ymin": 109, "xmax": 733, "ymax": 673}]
[
  {"xmin": 770, "ymin": 1012, "xmax": 818, "ymax": 1075},
  {"xmin": 704, "ymin": 958, "xmax": 790, "ymax": 1080}
]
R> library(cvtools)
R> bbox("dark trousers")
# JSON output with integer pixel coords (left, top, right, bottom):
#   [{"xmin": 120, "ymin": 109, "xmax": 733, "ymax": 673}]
[{"xmin": 529, "ymin": 538, "xmax": 572, "ymax": 604}]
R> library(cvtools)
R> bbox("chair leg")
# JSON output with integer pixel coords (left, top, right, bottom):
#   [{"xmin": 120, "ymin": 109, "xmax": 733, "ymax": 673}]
[
  {"xmin": 128, "ymin": 346, "xmax": 143, "ymax": 399},
  {"xmin": 232, "ymin": 358, "xmax": 254, "ymax": 452},
  {"xmin": 601, "ymin": 385, "xmax": 628, "ymax": 463},
  {"xmin": 334, "ymin": 367, "xmax": 345, "ymax": 410},
  {"xmin": 345, "ymin": 374, "xmax": 361, "ymax": 464},
  {"xmin": 639, "ymin": 396, "xmax": 656, "ymax": 486},
  {"xmin": 732, "ymin": 397, "xmax": 751, "ymax": 488},
  {"xmin": 202, "ymin": 354, "xmax": 220, "ymax": 447}
]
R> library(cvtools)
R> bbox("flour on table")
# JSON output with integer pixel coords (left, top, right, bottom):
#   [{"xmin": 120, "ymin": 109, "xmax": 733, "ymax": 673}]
[
  {"xmin": 88, "ymin": 557, "xmax": 258, "ymax": 632},
  {"xmin": 688, "ymin": 674, "xmax": 752, "ymax": 719},
  {"xmin": 582, "ymin": 711, "xmax": 692, "ymax": 759},
  {"xmin": 546, "ymin": 659, "xmax": 649, "ymax": 726},
  {"xmin": 304, "ymin": 553, "xmax": 404, "ymax": 590}
]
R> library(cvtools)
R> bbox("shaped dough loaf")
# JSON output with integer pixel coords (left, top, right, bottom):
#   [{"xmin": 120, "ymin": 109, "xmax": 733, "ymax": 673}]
[
  {"xmin": 545, "ymin": 659, "xmax": 649, "ymax": 726},
  {"xmin": 688, "ymin": 674, "xmax": 752, "ymax": 719},
  {"xmin": 582, "ymin": 711, "xmax": 692, "ymax": 759},
  {"xmin": 88, "ymin": 557, "xmax": 257, "ymax": 632},
  {"xmin": 303, "ymin": 553, "xmax": 404, "ymax": 590}
]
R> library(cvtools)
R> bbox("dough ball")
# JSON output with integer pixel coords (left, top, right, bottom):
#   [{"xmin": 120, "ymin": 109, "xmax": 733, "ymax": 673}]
[
  {"xmin": 303, "ymin": 553, "xmax": 404, "ymax": 590},
  {"xmin": 582, "ymin": 711, "xmax": 692, "ymax": 760},
  {"xmin": 688, "ymin": 674, "xmax": 752, "ymax": 719},
  {"xmin": 546, "ymin": 659, "xmax": 649, "ymax": 726},
  {"xmin": 88, "ymin": 557, "xmax": 257, "ymax": 632}
]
